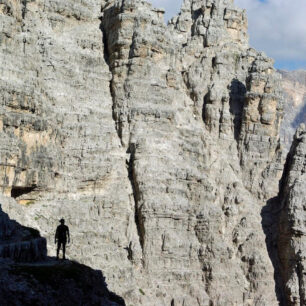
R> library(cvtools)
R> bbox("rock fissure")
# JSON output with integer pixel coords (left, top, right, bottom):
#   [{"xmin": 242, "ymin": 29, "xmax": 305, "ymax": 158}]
[
  {"xmin": 127, "ymin": 143, "xmax": 145, "ymax": 259},
  {"xmin": 100, "ymin": 3, "xmax": 145, "ymax": 265}
]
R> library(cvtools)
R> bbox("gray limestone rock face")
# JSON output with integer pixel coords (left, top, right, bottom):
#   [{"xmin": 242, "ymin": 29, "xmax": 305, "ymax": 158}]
[
  {"xmin": 0, "ymin": 0, "xmax": 289, "ymax": 305},
  {"xmin": 278, "ymin": 124, "xmax": 306, "ymax": 305}
]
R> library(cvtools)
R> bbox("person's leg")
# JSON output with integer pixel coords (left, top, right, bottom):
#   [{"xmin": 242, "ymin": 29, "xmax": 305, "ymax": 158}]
[
  {"xmin": 56, "ymin": 241, "xmax": 61, "ymax": 260},
  {"xmin": 62, "ymin": 242, "xmax": 66, "ymax": 260}
]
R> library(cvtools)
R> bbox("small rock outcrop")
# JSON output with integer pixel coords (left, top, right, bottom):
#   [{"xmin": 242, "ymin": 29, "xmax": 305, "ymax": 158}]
[
  {"xmin": 0, "ymin": 204, "xmax": 46, "ymax": 262},
  {"xmin": 278, "ymin": 124, "xmax": 306, "ymax": 305}
]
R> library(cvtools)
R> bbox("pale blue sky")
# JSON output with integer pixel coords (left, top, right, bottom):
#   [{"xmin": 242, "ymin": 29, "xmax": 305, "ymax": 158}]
[{"xmin": 149, "ymin": 0, "xmax": 306, "ymax": 71}]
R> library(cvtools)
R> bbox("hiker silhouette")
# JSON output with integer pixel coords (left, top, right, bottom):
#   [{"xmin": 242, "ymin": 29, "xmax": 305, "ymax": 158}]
[{"xmin": 55, "ymin": 218, "xmax": 70, "ymax": 260}]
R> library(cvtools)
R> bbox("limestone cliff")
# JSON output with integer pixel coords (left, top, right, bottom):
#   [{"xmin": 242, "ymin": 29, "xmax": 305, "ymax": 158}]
[{"xmin": 0, "ymin": 0, "xmax": 292, "ymax": 305}]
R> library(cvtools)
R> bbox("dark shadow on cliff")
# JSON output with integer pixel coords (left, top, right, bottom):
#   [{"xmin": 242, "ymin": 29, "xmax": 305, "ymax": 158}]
[
  {"xmin": 261, "ymin": 198, "xmax": 285, "ymax": 305},
  {"xmin": 229, "ymin": 79, "xmax": 246, "ymax": 141},
  {"xmin": 0, "ymin": 204, "xmax": 125, "ymax": 306}
]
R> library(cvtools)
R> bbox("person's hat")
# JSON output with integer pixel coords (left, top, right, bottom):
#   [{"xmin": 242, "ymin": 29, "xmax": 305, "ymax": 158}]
[{"xmin": 60, "ymin": 218, "xmax": 65, "ymax": 222}]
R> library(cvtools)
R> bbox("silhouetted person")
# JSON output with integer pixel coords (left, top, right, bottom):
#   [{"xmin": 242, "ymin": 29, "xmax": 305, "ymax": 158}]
[{"xmin": 55, "ymin": 218, "xmax": 70, "ymax": 260}]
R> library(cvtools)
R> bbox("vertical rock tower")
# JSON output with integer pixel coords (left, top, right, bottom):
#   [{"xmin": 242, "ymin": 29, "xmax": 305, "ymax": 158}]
[
  {"xmin": 0, "ymin": 0, "xmax": 295, "ymax": 305},
  {"xmin": 278, "ymin": 125, "xmax": 306, "ymax": 305}
]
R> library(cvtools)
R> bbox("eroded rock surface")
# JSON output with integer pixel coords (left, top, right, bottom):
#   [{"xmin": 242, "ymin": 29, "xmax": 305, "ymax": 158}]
[{"xmin": 0, "ymin": 0, "xmax": 288, "ymax": 305}]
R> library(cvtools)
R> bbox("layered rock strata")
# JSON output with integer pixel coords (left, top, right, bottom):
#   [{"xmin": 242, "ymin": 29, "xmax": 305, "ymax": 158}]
[{"xmin": 0, "ymin": 0, "xmax": 286, "ymax": 305}]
